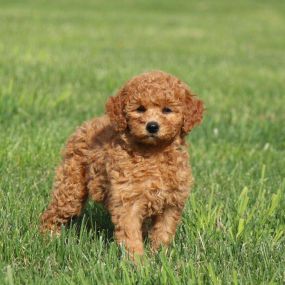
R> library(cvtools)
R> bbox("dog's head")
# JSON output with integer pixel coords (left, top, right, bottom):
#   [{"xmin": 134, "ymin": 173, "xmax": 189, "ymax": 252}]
[{"xmin": 106, "ymin": 71, "xmax": 204, "ymax": 145}]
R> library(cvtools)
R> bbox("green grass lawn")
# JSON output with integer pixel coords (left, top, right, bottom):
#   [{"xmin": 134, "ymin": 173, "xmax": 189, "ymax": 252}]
[{"xmin": 1, "ymin": 0, "xmax": 285, "ymax": 284}]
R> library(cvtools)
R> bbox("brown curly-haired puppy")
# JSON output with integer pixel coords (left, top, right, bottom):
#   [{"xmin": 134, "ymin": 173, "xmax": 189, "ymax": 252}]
[{"xmin": 40, "ymin": 71, "xmax": 204, "ymax": 258}]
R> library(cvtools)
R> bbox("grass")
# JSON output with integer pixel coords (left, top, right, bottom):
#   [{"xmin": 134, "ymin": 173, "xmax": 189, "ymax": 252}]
[{"xmin": 1, "ymin": 0, "xmax": 285, "ymax": 284}]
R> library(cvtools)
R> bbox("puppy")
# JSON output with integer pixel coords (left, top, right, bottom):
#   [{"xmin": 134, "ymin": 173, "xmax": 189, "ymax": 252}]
[{"xmin": 40, "ymin": 71, "xmax": 204, "ymax": 258}]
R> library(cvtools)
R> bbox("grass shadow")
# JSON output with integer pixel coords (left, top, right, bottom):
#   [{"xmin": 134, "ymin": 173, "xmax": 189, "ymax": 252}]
[{"xmin": 68, "ymin": 202, "xmax": 114, "ymax": 243}]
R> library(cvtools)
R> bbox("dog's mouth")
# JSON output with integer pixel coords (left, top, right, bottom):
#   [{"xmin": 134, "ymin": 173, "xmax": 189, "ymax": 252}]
[
  {"xmin": 140, "ymin": 133, "xmax": 160, "ymax": 144},
  {"xmin": 128, "ymin": 126, "xmax": 169, "ymax": 145}
]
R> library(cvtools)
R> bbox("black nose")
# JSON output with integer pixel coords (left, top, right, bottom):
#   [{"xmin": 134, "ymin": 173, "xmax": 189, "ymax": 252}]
[{"xmin": 146, "ymin": 121, "xmax": 160, "ymax": 134}]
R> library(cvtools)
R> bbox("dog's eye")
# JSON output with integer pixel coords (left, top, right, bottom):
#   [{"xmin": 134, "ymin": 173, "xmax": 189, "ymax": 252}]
[
  {"xmin": 136, "ymin": 106, "xmax": 146, "ymax": 113},
  {"xmin": 162, "ymin": 107, "xmax": 172, "ymax": 114}
]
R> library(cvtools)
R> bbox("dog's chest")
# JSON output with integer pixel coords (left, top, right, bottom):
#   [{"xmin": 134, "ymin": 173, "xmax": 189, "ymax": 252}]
[
  {"xmin": 133, "ymin": 152, "xmax": 187, "ymax": 189},
  {"xmin": 107, "ymin": 146, "xmax": 190, "ymax": 214}
]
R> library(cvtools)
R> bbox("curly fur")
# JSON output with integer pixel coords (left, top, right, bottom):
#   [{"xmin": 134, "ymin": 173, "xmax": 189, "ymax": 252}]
[{"xmin": 40, "ymin": 71, "xmax": 204, "ymax": 258}]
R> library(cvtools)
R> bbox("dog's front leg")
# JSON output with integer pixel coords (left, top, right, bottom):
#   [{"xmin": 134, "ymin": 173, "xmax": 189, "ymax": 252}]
[
  {"xmin": 150, "ymin": 206, "xmax": 182, "ymax": 252},
  {"xmin": 111, "ymin": 203, "xmax": 144, "ymax": 260}
]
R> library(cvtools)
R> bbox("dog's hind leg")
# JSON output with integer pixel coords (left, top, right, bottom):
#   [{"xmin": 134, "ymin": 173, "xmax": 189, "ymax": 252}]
[{"xmin": 40, "ymin": 157, "xmax": 88, "ymax": 235}]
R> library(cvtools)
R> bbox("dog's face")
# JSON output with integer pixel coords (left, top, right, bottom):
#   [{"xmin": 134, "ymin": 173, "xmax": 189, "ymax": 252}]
[
  {"xmin": 106, "ymin": 71, "xmax": 204, "ymax": 145},
  {"xmin": 124, "ymin": 91, "xmax": 184, "ymax": 144}
]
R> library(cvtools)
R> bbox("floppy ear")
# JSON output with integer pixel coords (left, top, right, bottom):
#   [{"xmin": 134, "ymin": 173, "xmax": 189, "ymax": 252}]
[
  {"xmin": 105, "ymin": 87, "xmax": 128, "ymax": 132},
  {"xmin": 182, "ymin": 89, "xmax": 204, "ymax": 135}
]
